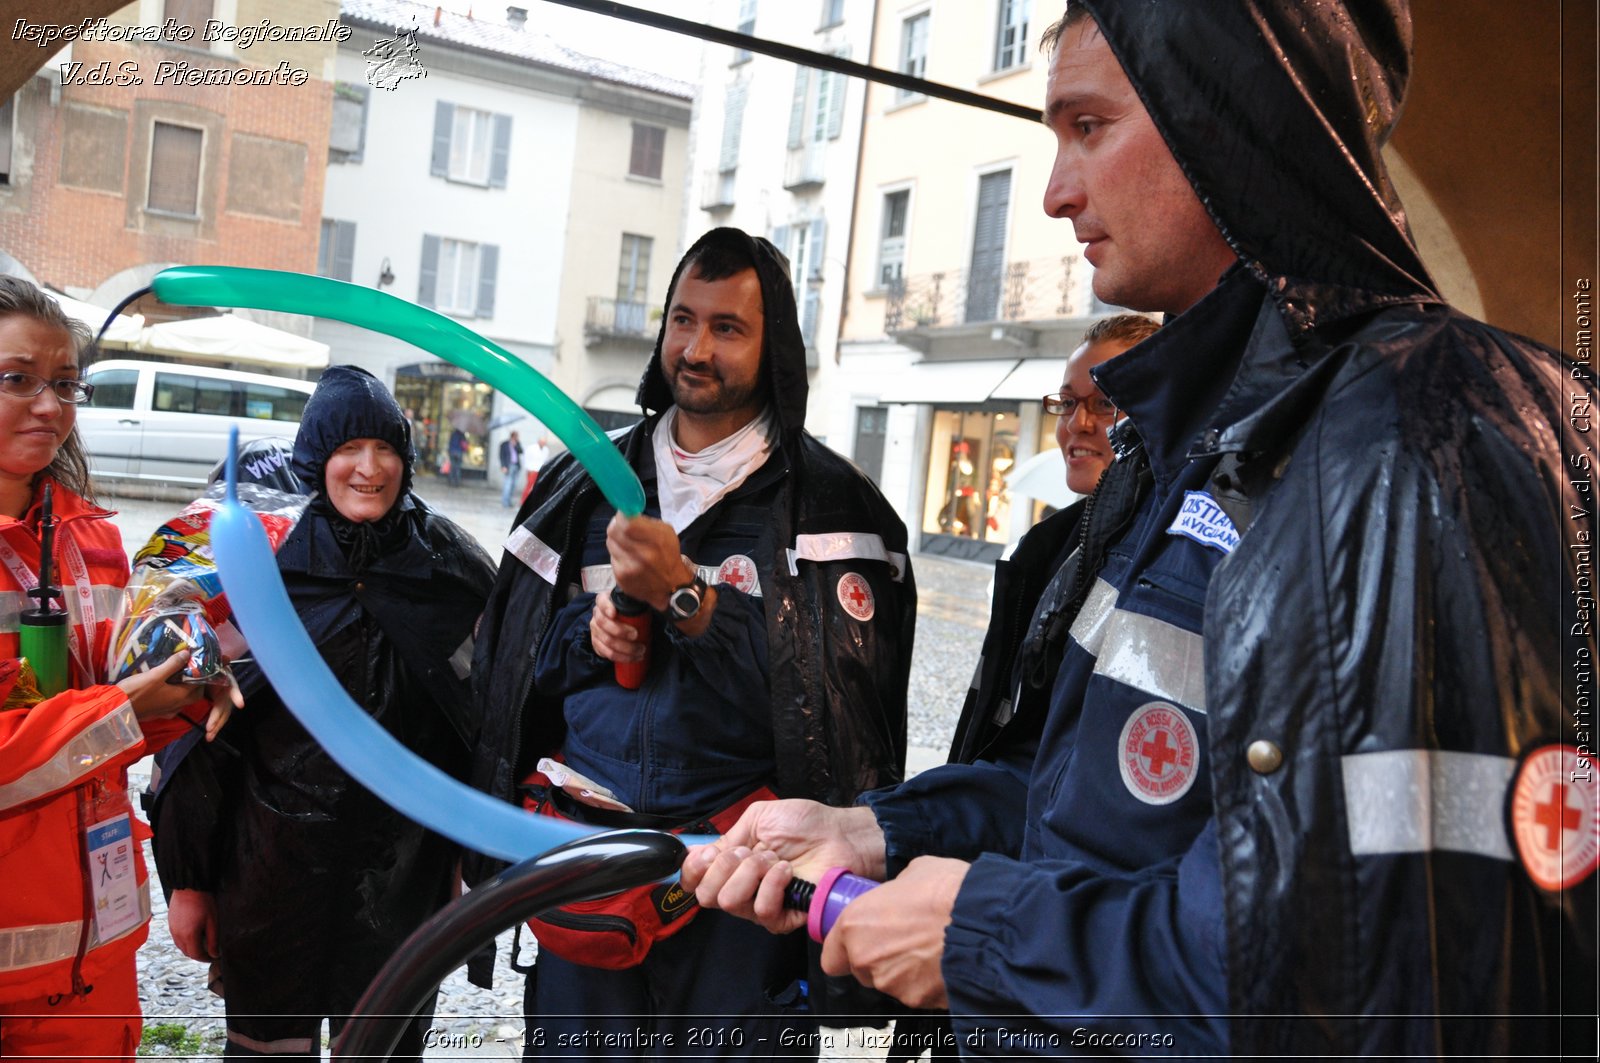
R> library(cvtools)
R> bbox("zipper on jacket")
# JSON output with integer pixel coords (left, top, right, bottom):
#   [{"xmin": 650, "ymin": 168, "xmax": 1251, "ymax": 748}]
[
  {"xmin": 506, "ymin": 479, "xmax": 596, "ymax": 803},
  {"xmin": 70, "ymin": 781, "xmax": 98, "ymax": 997},
  {"xmin": 534, "ymin": 907, "xmax": 638, "ymax": 943}
]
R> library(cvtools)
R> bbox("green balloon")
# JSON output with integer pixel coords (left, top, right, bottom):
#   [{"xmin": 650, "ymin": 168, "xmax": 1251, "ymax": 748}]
[{"xmin": 150, "ymin": 266, "xmax": 645, "ymax": 517}]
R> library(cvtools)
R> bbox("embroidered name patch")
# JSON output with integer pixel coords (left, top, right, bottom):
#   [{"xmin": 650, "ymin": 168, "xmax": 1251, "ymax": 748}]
[
  {"xmin": 1510, "ymin": 744, "xmax": 1598, "ymax": 892},
  {"xmin": 1167, "ymin": 491, "xmax": 1240, "ymax": 554},
  {"xmin": 1118, "ymin": 701, "xmax": 1200, "ymax": 805},
  {"xmin": 836, "ymin": 572, "xmax": 875, "ymax": 621}
]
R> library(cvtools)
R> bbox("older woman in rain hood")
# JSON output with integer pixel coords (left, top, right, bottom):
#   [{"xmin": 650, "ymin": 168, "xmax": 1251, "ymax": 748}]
[{"xmin": 153, "ymin": 366, "xmax": 496, "ymax": 1060}]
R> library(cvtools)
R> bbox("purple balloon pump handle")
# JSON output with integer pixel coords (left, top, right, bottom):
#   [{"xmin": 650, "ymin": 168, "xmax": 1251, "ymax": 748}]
[{"xmin": 785, "ymin": 867, "xmax": 877, "ymax": 943}]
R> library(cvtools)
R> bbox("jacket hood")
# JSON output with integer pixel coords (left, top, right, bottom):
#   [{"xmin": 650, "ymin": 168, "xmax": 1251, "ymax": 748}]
[
  {"xmin": 1079, "ymin": 0, "xmax": 1439, "ymax": 334},
  {"xmin": 292, "ymin": 364, "xmax": 416, "ymax": 495},
  {"xmin": 635, "ymin": 227, "xmax": 809, "ymax": 435}
]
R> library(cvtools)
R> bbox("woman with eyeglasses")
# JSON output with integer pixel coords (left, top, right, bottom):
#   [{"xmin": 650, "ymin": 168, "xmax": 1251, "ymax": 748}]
[
  {"xmin": 1048, "ymin": 315, "xmax": 1159, "ymax": 496},
  {"xmin": 0, "ymin": 276, "xmax": 239, "ymax": 1059}
]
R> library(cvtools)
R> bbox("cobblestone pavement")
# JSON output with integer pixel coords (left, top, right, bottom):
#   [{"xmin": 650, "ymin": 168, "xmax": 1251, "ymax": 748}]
[{"xmin": 105, "ymin": 480, "xmax": 993, "ymax": 1058}]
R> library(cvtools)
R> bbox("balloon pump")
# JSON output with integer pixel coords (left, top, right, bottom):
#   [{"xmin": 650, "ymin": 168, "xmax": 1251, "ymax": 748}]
[
  {"xmin": 786, "ymin": 869, "xmax": 879, "ymax": 942},
  {"xmin": 20, "ymin": 484, "xmax": 70, "ymax": 698},
  {"xmin": 610, "ymin": 590, "xmax": 652, "ymax": 690}
]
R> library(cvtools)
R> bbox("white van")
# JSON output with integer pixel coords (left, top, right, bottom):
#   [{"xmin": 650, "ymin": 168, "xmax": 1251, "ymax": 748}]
[{"xmin": 77, "ymin": 360, "xmax": 316, "ymax": 488}]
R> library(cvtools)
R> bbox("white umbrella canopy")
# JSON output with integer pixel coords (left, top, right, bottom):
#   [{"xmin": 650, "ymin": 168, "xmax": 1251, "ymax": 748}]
[
  {"xmin": 47, "ymin": 291, "xmax": 144, "ymax": 348},
  {"xmin": 1004, "ymin": 447, "xmax": 1083, "ymax": 510},
  {"xmin": 134, "ymin": 313, "xmax": 329, "ymax": 371}
]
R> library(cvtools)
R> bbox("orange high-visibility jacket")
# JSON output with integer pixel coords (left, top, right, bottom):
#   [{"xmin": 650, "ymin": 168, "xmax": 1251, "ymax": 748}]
[{"xmin": 0, "ymin": 479, "xmax": 191, "ymax": 1003}]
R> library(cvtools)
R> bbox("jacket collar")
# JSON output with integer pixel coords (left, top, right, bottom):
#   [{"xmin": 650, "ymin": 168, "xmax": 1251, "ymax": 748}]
[{"xmin": 1093, "ymin": 267, "xmax": 1267, "ymax": 486}]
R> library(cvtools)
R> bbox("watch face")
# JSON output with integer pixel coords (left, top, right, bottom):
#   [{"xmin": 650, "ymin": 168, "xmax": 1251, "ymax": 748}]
[{"xmin": 669, "ymin": 578, "xmax": 704, "ymax": 620}]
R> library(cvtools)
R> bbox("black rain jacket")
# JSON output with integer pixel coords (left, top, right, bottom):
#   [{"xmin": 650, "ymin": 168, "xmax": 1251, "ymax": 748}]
[
  {"xmin": 1075, "ymin": 1, "xmax": 1597, "ymax": 1055},
  {"xmin": 467, "ymin": 229, "xmax": 916, "ymax": 914}
]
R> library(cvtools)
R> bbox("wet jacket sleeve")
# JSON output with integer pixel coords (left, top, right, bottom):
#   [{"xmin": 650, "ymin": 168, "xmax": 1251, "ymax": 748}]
[
  {"xmin": 942, "ymin": 819, "xmax": 1229, "ymax": 1053},
  {"xmin": 150, "ymin": 732, "xmax": 236, "ymax": 892},
  {"xmin": 861, "ymin": 746, "xmax": 1034, "ymax": 872},
  {"xmin": 535, "ymin": 588, "xmax": 770, "ymax": 706},
  {"xmin": 0, "ymin": 686, "xmax": 142, "ymax": 810},
  {"xmin": 533, "ymin": 593, "xmax": 614, "ymax": 696},
  {"xmin": 660, "ymin": 585, "xmax": 769, "ymax": 700}
]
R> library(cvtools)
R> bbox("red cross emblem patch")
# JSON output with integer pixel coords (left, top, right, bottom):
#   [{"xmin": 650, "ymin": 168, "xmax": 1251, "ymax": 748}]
[
  {"xmin": 1118, "ymin": 702, "xmax": 1200, "ymax": 805},
  {"xmin": 1510, "ymin": 744, "xmax": 1598, "ymax": 892},
  {"xmin": 836, "ymin": 572, "xmax": 875, "ymax": 621},
  {"xmin": 716, "ymin": 554, "xmax": 760, "ymax": 595}
]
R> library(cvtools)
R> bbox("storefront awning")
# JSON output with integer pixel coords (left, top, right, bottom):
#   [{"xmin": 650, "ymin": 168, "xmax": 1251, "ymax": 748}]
[
  {"xmin": 990, "ymin": 356, "xmax": 1068, "ymax": 401},
  {"xmin": 134, "ymin": 314, "xmax": 330, "ymax": 371},
  {"xmin": 877, "ymin": 359, "xmax": 1020, "ymax": 405}
]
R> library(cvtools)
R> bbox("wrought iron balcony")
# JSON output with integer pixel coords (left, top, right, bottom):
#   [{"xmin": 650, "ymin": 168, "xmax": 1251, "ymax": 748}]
[
  {"xmin": 884, "ymin": 256, "xmax": 1088, "ymax": 333},
  {"xmin": 700, "ymin": 170, "xmax": 736, "ymax": 211},
  {"xmin": 783, "ymin": 143, "xmax": 827, "ymax": 192},
  {"xmin": 585, "ymin": 297, "xmax": 655, "ymax": 343}
]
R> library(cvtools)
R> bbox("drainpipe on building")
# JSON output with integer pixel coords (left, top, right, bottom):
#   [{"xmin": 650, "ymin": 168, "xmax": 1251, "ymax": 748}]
[{"xmin": 835, "ymin": 0, "xmax": 880, "ymax": 360}]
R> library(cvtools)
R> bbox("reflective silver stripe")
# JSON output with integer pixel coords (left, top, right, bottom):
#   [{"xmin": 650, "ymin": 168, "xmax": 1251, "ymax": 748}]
[
  {"xmin": 0, "ymin": 702, "xmax": 142, "ymax": 810},
  {"xmin": 1342, "ymin": 749, "xmax": 1516, "ymax": 861},
  {"xmin": 448, "ymin": 634, "xmax": 474, "ymax": 680},
  {"xmin": 0, "ymin": 586, "xmax": 123, "ymax": 635},
  {"xmin": 582, "ymin": 562, "xmax": 765, "ymax": 598},
  {"xmin": 505, "ymin": 527, "xmax": 560, "ymax": 585},
  {"xmin": 0, "ymin": 880, "xmax": 151, "ymax": 974},
  {"xmin": 1092, "ymin": 608, "xmax": 1208, "ymax": 714},
  {"xmin": 1068, "ymin": 578, "xmax": 1119, "ymax": 657},
  {"xmin": 786, "ymin": 533, "xmax": 909, "ymax": 582}
]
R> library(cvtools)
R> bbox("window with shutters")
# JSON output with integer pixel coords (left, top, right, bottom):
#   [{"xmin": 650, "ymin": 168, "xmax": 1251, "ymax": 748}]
[
  {"xmin": 329, "ymin": 83, "xmax": 369, "ymax": 164},
  {"xmin": 993, "ymin": 0, "xmax": 1030, "ymax": 71},
  {"xmin": 450, "ymin": 107, "xmax": 492, "ymax": 183},
  {"xmin": 431, "ymin": 103, "xmax": 512, "ymax": 188},
  {"xmin": 898, "ymin": 12, "xmax": 930, "ymax": 102},
  {"xmin": 0, "ymin": 95, "xmax": 13, "ymax": 186},
  {"xmin": 437, "ymin": 239, "xmax": 480, "ymax": 315},
  {"xmin": 163, "ymin": 0, "xmax": 213, "ymax": 35},
  {"xmin": 776, "ymin": 220, "xmax": 826, "ymax": 357},
  {"xmin": 616, "ymin": 234, "xmax": 653, "ymax": 334},
  {"xmin": 820, "ymin": 0, "xmax": 845, "ymax": 29},
  {"xmin": 966, "ymin": 170, "xmax": 1012, "ymax": 323},
  {"xmin": 732, "ymin": 0, "xmax": 756, "ymax": 64},
  {"xmin": 878, "ymin": 189, "xmax": 910, "ymax": 289},
  {"xmin": 317, "ymin": 219, "xmax": 356, "ymax": 282},
  {"xmin": 147, "ymin": 121, "xmax": 203, "ymax": 216},
  {"xmin": 419, "ymin": 235, "xmax": 500, "ymax": 319},
  {"xmin": 629, "ymin": 123, "xmax": 665, "ymax": 180},
  {"xmin": 719, "ymin": 80, "xmax": 747, "ymax": 175}
]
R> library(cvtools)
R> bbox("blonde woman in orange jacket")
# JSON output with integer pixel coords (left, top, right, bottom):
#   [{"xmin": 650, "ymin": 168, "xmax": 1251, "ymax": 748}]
[{"xmin": 0, "ymin": 277, "xmax": 239, "ymax": 1059}]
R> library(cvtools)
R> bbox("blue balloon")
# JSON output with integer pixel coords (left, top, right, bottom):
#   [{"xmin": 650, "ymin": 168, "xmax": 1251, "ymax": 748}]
[{"xmin": 213, "ymin": 430, "xmax": 713, "ymax": 861}]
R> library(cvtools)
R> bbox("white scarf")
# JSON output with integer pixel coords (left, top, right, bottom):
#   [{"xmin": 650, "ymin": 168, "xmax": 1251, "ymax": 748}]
[{"xmin": 652, "ymin": 408, "xmax": 775, "ymax": 533}]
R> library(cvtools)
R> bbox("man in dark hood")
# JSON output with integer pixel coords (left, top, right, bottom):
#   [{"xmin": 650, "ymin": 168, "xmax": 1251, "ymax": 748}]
[
  {"xmin": 469, "ymin": 227, "xmax": 916, "ymax": 1054},
  {"xmin": 687, "ymin": 3, "xmax": 1595, "ymax": 1057}
]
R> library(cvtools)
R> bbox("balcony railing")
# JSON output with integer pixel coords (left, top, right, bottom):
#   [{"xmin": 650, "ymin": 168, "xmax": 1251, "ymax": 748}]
[
  {"xmin": 884, "ymin": 256, "xmax": 1088, "ymax": 332},
  {"xmin": 700, "ymin": 170, "xmax": 736, "ymax": 211},
  {"xmin": 585, "ymin": 297, "xmax": 654, "ymax": 341},
  {"xmin": 783, "ymin": 143, "xmax": 827, "ymax": 191}
]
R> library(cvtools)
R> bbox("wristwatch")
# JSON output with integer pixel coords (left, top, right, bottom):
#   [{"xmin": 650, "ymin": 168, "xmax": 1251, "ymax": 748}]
[{"xmin": 665, "ymin": 574, "xmax": 708, "ymax": 621}]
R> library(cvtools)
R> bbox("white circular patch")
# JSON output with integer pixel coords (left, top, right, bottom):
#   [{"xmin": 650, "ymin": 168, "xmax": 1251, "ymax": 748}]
[
  {"xmin": 1118, "ymin": 702, "xmax": 1200, "ymax": 805},
  {"xmin": 716, "ymin": 554, "xmax": 759, "ymax": 594},
  {"xmin": 1510, "ymin": 744, "xmax": 1598, "ymax": 892},
  {"xmin": 836, "ymin": 572, "xmax": 875, "ymax": 621}
]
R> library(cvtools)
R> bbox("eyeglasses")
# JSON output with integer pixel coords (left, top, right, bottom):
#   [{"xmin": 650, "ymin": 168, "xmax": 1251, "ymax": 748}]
[
  {"xmin": 0, "ymin": 371, "xmax": 96, "ymax": 404},
  {"xmin": 1042, "ymin": 392, "xmax": 1117, "ymax": 419}
]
